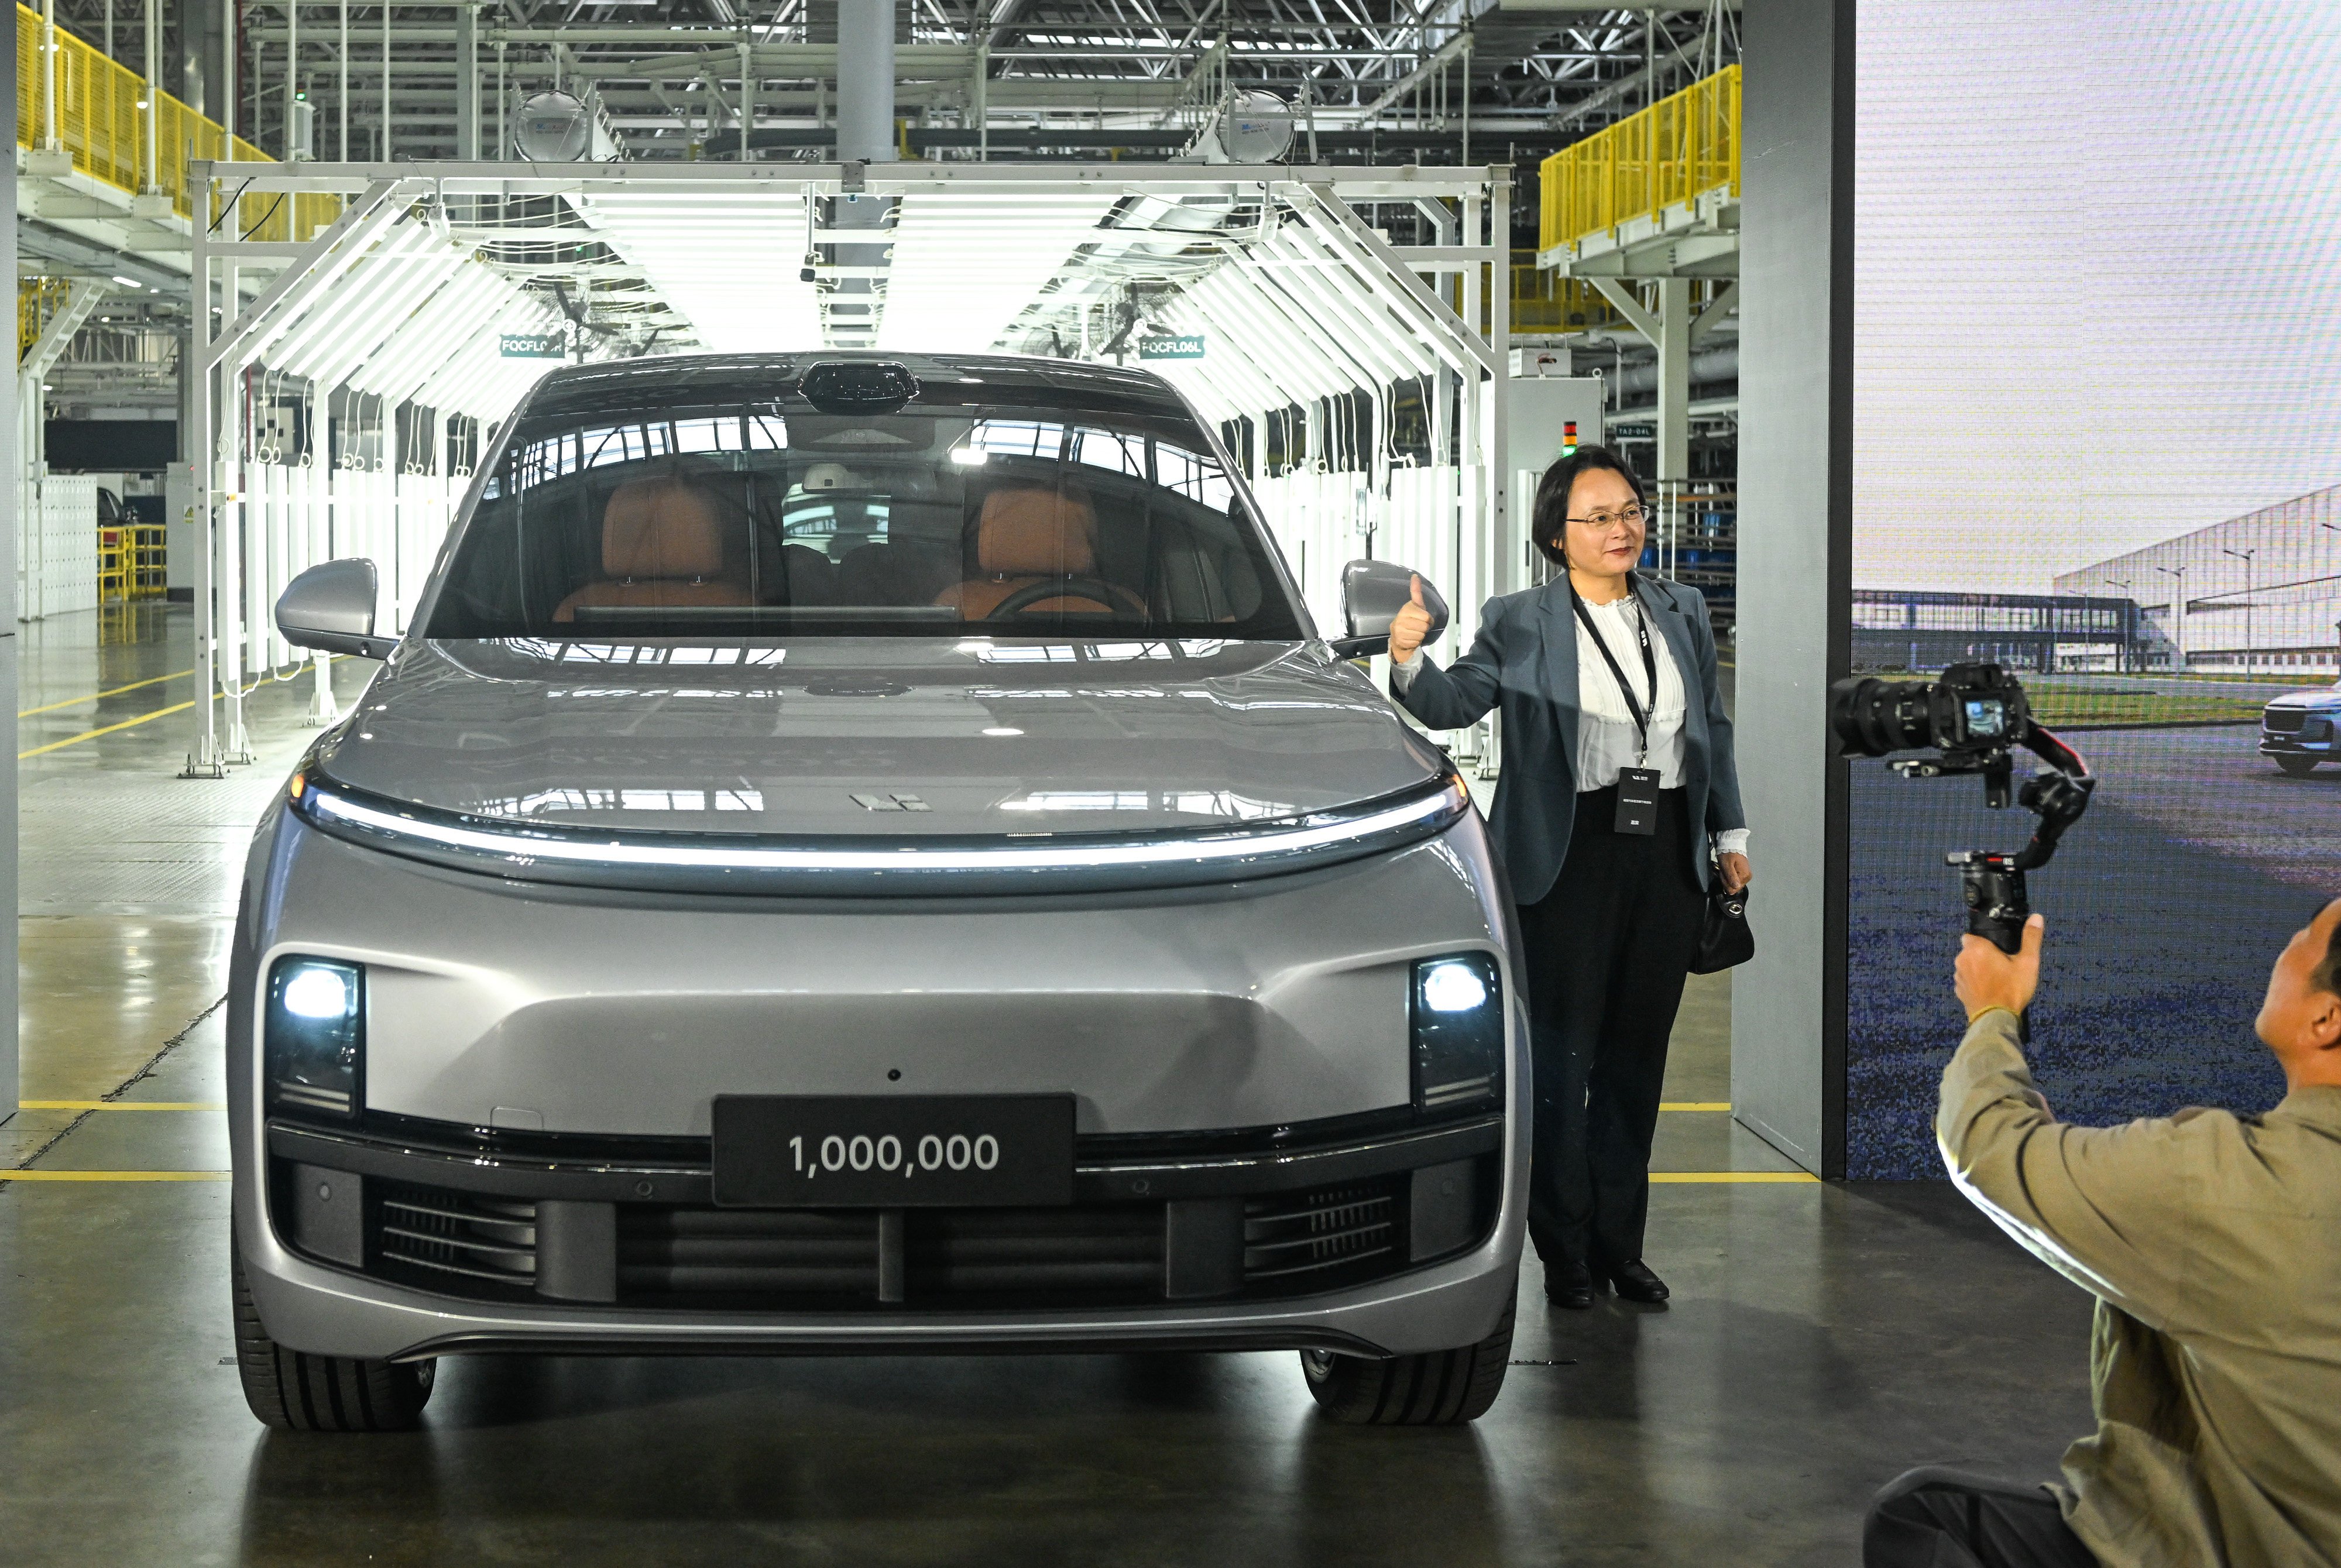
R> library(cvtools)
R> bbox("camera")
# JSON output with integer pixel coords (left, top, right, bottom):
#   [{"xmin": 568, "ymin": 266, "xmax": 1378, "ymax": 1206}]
[
  {"xmin": 1831, "ymin": 663, "xmax": 2031, "ymax": 791},
  {"xmin": 1828, "ymin": 663, "xmax": 2095, "ymax": 958}
]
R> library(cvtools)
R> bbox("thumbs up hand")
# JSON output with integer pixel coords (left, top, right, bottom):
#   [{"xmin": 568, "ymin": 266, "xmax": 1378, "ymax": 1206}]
[{"xmin": 1388, "ymin": 574, "xmax": 1433, "ymax": 665}]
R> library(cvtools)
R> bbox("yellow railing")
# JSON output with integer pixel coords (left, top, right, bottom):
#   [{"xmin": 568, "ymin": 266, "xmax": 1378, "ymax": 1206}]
[
  {"xmin": 1540, "ymin": 63, "xmax": 1739, "ymax": 255},
  {"xmin": 1509, "ymin": 262, "xmax": 1619, "ymax": 334},
  {"xmin": 19, "ymin": 274, "xmax": 68, "ymax": 358},
  {"xmin": 15, "ymin": 5, "xmax": 337, "ymax": 242}
]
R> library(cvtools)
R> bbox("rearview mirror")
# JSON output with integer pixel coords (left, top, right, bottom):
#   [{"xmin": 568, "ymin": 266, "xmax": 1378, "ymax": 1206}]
[
  {"xmin": 1334, "ymin": 558, "xmax": 1449, "ymax": 660},
  {"xmin": 276, "ymin": 558, "xmax": 394, "ymax": 660}
]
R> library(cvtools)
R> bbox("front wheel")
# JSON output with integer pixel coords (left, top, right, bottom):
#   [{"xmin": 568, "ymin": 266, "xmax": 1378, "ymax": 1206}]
[
  {"xmin": 2277, "ymin": 756, "xmax": 2321, "ymax": 777},
  {"xmin": 232, "ymin": 1227, "xmax": 434, "ymax": 1431},
  {"xmin": 1299, "ymin": 1289, "xmax": 1514, "ymax": 1425}
]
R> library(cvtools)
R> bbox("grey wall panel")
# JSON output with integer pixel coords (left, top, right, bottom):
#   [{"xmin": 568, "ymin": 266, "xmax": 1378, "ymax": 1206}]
[{"xmin": 1730, "ymin": 0, "xmax": 1855, "ymax": 1176}]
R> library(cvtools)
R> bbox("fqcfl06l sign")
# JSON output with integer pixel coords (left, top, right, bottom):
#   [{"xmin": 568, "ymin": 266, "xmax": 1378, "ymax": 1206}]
[
  {"xmin": 500, "ymin": 332, "xmax": 566, "ymax": 359},
  {"xmin": 1138, "ymin": 334, "xmax": 1206, "ymax": 362}
]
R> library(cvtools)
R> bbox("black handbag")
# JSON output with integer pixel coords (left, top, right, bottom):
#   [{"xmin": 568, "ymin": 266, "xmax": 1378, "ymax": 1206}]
[{"xmin": 1691, "ymin": 881, "xmax": 1754, "ymax": 975}]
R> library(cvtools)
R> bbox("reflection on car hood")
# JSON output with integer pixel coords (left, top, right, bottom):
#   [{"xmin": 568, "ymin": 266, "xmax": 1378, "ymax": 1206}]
[{"xmin": 312, "ymin": 637, "xmax": 1449, "ymax": 836}]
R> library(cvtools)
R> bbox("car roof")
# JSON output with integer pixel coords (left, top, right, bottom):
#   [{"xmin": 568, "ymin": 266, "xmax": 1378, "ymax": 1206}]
[{"xmin": 521, "ymin": 350, "xmax": 1196, "ymax": 424}]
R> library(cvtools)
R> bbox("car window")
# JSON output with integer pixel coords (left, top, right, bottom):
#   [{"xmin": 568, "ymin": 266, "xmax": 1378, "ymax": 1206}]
[{"xmin": 428, "ymin": 393, "xmax": 1301, "ymax": 641}]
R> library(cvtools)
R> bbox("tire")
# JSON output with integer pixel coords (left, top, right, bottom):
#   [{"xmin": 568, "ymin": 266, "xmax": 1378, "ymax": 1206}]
[
  {"xmin": 2277, "ymin": 756, "xmax": 2320, "ymax": 777},
  {"xmin": 232, "ymin": 1227, "xmax": 433, "ymax": 1432},
  {"xmin": 1299, "ymin": 1288, "xmax": 1515, "ymax": 1426}
]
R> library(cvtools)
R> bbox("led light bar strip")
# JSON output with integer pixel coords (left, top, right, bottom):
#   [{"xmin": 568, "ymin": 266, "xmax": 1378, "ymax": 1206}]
[{"xmin": 296, "ymin": 776, "xmax": 1470, "ymax": 894}]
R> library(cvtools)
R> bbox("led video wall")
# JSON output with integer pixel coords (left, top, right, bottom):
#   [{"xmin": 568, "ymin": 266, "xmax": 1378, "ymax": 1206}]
[{"xmin": 1846, "ymin": 1, "xmax": 2341, "ymax": 1176}]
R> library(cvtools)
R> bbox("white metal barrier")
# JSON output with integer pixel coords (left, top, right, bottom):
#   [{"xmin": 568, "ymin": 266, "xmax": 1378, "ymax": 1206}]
[{"xmin": 25, "ymin": 475, "xmax": 99, "ymax": 622}]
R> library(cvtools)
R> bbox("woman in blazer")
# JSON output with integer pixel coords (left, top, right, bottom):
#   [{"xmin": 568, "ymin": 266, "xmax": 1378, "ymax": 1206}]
[{"xmin": 1388, "ymin": 444, "xmax": 1749, "ymax": 1309}]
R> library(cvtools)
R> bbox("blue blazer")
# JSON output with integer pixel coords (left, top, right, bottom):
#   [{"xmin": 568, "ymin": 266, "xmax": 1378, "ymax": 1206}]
[{"xmin": 1393, "ymin": 574, "xmax": 1746, "ymax": 905}]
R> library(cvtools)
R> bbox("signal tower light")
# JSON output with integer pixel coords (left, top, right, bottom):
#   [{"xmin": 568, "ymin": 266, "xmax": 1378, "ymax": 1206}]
[{"xmin": 1563, "ymin": 420, "xmax": 1579, "ymax": 457}]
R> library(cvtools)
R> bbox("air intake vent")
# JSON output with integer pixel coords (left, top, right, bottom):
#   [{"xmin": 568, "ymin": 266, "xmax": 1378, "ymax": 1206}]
[
  {"xmin": 620, "ymin": 1208, "xmax": 882, "ymax": 1301},
  {"xmin": 1241, "ymin": 1178, "xmax": 1403, "ymax": 1293},
  {"xmin": 377, "ymin": 1185, "xmax": 538, "ymax": 1294},
  {"xmin": 615, "ymin": 1205, "xmax": 1165, "ymax": 1308},
  {"xmin": 2266, "ymin": 709, "xmax": 2309, "ymax": 733}
]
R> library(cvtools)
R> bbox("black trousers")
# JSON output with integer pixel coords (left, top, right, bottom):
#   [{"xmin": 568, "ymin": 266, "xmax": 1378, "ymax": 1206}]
[
  {"xmin": 1516, "ymin": 785, "xmax": 1707, "ymax": 1270},
  {"xmin": 1863, "ymin": 1468, "xmax": 2098, "ymax": 1567}
]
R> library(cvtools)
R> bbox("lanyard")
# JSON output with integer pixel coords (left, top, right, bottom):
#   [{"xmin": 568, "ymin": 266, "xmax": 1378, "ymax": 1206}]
[{"xmin": 1571, "ymin": 585, "xmax": 1659, "ymax": 766}]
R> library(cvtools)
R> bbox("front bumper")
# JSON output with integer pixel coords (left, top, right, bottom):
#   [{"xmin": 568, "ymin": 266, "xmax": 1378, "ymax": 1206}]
[{"xmin": 246, "ymin": 1106, "xmax": 1518, "ymax": 1361}]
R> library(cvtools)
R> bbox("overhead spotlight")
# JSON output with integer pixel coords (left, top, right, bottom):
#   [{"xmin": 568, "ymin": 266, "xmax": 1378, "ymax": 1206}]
[{"xmin": 111, "ymin": 275, "xmax": 142, "ymax": 289}]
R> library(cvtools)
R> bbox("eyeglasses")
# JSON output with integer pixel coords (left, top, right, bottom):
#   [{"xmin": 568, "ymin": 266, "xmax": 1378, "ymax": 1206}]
[{"xmin": 1566, "ymin": 503, "xmax": 1648, "ymax": 531}]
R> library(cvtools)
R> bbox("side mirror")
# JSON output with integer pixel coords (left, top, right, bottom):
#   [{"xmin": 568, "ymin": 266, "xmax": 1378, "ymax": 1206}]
[
  {"xmin": 277, "ymin": 558, "xmax": 395, "ymax": 660},
  {"xmin": 1334, "ymin": 558, "xmax": 1449, "ymax": 659}
]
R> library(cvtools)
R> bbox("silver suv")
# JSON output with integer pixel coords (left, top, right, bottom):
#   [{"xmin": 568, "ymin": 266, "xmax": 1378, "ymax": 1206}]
[{"xmin": 229, "ymin": 353, "xmax": 1525, "ymax": 1430}]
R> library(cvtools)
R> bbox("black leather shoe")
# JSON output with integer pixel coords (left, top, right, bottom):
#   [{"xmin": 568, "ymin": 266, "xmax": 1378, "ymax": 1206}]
[
  {"xmin": 1607, "ymin": 1259, "xmax": 1670, "ymax": 1303},
  {"xmin": 1544, "ymin": 1260, "xmax": 1595, "ymax": 1309}
]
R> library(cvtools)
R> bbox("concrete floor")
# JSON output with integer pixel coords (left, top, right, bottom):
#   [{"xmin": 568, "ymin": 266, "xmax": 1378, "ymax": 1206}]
[{"xmin": 0, "ymin": 606, "xmax": 2099, "ymax": 1566}]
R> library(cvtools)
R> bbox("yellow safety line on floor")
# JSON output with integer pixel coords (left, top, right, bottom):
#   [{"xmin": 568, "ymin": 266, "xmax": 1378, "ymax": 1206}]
[
  {"xmin": 1649, "ymin": 1171, "xmax": 1820, "ymax": 1183},
  {"xmin": 18, "ymin": 698, "xmax": 197, "ymax": 759},
  {"xmin": 19, "ymin": 656, "xmax": 347, "ymax": 758},
  {"xmin": 19, "ymin": 1100, "xmax": 225, "ymax": 1111},
  {"xmin": 1, "ymin": 1170, "xmax": 230, "ymax": 1182},
  {"xmin": 1659, "ymin": 1102, "xmax": 1731, "ymax": 1111},
  {"xmin": 16, "ymin": 666, "xmax": 195, "ymax": 719}
]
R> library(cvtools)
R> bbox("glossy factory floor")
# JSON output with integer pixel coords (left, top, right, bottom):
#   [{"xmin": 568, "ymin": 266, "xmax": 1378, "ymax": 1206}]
[{"xmin": 0, "ymin": 606, "xmax": 2099, "ymax": 1566}]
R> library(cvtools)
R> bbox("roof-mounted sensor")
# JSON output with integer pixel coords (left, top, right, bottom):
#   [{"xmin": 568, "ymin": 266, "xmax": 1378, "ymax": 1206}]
[{"xmin": 799, "ymin": 361, "xmax": 920, "ymax": 414}]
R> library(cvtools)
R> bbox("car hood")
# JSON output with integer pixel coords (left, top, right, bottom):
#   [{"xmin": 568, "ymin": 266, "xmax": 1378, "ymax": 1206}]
[
  {"xmin": 2266, "ymin": 687, "xmax": 2341, "ymax": 710},
  {"xmin": 311, "ymin": 637, "xmax": 1450, "ymax": 838}
]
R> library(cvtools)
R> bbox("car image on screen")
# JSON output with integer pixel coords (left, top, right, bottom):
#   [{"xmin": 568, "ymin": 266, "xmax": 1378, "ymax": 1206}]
[
  {"xmin": 226, "ymin": 352, "xmax": 1526, "ymax": 1433},
  {"xmin": 2260, "ymin": 678, "xmax": 2341, "ymax": 775}
]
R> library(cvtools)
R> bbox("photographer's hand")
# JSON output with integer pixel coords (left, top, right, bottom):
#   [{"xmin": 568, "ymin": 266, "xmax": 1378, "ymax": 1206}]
[{"xmin": 1955, "ymin": 913, "xmax": 2044, "ymax": 1023}]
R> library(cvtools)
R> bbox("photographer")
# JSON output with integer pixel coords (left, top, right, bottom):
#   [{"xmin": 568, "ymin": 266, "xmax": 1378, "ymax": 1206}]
[
  {"xmin": 1387, "ymin": 445, "xmax": 1749, "ymax": 1310},
  {"xmin": 1863, "ymin": 904, "xmax": 2341, "ymax": 1567}
]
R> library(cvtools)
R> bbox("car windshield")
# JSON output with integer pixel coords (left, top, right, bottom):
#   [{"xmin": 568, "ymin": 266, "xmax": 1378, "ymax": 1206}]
[{"xmin": 425, "ymin": 387, "xmax": 1305, "ymax": 641}]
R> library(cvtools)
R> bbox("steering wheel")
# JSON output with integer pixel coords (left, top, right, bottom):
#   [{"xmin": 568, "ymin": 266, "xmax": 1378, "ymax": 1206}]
[{"xmin": 988, "ymin": 575, "xmax": 1129, "ymax": 619}]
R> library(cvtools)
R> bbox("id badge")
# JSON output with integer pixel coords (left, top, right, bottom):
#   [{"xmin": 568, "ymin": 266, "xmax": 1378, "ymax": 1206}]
[{"xmin": 1614, "ymin": 767, "xmax": 1661, "ymax": 836}]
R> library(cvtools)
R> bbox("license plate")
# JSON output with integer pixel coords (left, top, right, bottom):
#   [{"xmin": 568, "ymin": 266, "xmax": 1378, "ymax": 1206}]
[{"xmin": 710, "ymin": 1094, "xmax": 1076, "ymax": 1208}]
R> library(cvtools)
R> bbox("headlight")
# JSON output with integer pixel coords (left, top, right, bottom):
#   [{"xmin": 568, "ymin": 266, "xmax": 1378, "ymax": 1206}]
[
  {"xmin": 266, "ymin": 957, "xmax": 364, "ymax": 1117},
  {"xmin": 1412, "ymin": 953, "xmax": 1504, "ymax": 1113}
]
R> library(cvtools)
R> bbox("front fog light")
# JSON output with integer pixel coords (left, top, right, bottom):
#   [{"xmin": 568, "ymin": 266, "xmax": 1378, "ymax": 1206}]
[
  {"xmin": 1412, "ymin": 953, "xmax": 1504, "ymax": 1113},
  {"xmin": 266, "ymin": 957, "xmax": 364, "ymax": 1117}
]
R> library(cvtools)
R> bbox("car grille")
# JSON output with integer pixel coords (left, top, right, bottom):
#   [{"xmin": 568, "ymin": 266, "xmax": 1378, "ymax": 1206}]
[
  {"xmin": 339, "ymin": 1171, "xmax": 1430, "ymax": 1310},
  {"xmin": 2267, "ymin": 709, "xmax": 2309, "ymax": 733}
]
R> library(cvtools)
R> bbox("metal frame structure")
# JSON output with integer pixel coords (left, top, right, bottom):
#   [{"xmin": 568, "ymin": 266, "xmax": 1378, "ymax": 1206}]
[{"xmin": 183, "ymin": 155, "xmax": 1512, "ymax": 774}]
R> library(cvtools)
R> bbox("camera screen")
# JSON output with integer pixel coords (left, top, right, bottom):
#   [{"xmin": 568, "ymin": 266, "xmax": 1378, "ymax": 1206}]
[{"xmin": 1964, "ymin": 698, "xmax": 2007, "ymax": 737}]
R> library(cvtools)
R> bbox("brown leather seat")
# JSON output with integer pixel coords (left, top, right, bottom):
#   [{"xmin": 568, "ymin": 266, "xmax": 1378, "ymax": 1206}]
[
  {"xmin": 935, "ymin": 484, "xmax": 1141, "ymax": 619},
  {"xmin": 554, "ymin": 478, "xmax": 752, "ymax": 623}
]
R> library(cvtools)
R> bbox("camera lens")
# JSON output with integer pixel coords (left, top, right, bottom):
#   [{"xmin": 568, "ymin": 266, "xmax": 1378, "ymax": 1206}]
[{"xmin": 1828, "ymin": 676, "xmax": 1938, "ymax": 757}]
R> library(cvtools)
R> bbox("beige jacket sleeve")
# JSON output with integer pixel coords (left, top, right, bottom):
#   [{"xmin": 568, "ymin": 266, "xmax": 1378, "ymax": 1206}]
[{"xmin": 1935, "ymin": 1009, "xmax": 2239, "ymax": 1336}]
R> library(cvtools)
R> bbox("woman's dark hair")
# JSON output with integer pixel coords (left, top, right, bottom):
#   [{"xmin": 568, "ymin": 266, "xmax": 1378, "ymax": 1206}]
[{"xmin": 1530, "ymin": 444, "xmax": 1649, "ymax": 568}]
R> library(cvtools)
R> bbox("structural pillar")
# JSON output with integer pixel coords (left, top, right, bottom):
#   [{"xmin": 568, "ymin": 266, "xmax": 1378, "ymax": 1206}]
[
  {"xmin": 456, "ymin": 2, "xmax": 480, "ymax": 161},
  {"xmin": 142, "ymin": 0, "xmax": 160, "ymax": 188},
  {"xmin": 835, "ymin": 1, "xmax": 895, "ymax": 163},
  {"xmin": 1654, "ymin": 276, "xmax": 1691, "ymax": 485},
  {"xmin": 833, "ymin": 0, "xmax": 897, "ymax": 347},
  {"xmin": 1730, "ymin": 0, "xmax": 1856, "ymax": 1177}
]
